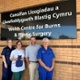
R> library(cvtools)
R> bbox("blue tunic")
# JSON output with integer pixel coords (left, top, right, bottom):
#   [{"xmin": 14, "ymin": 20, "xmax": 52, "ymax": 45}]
[
  {"xmin": 1, "ymin": 46, "xmax": 15, "ymax": 80},
  {"xmin": 37, "ymin": 46, "xmax": 55, "ymax": 80}
]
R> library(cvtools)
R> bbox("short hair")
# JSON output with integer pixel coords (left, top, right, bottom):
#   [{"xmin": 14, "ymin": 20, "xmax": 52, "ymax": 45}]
[
  {"xmin": 30, "ymin": 36, "xmax": 36, "ymax": 39},
  {"xmin": 7, "ymin": 38, "xmax": 13, "ymax": 42},
  {"xmin": 16, "ymin": 40, "xmax": 22, "ymax": 45},
  {"xmin": 42, "ymin": 38, "xmax": 49, "ymax": 42}
]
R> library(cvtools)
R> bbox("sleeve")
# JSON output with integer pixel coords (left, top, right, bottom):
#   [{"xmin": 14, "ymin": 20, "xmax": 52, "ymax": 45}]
[
  {"xmin": 39, "ymin": 45, "xmax": 41, "ymax": 49},
  {"xmin": 1, "ymin": 48, "xmax": 6, "ymax": 56},
  {"xmin": 37, "ymin": 49, "xmax": 42, "ymax": 59},
  {"xmin": 51, "ymin": 49, "xmax": 56, "ymax": 59},
  {"xmin": 25, "ymin": 48, "xmax": 29, "ymax": 58},
  {"xmin": 10, "ymin": 51, "xmax": 14, "ymax": 58},
  {"xmin": 22, "ymin": 50, "xmax": 25, "ymax": 58}
]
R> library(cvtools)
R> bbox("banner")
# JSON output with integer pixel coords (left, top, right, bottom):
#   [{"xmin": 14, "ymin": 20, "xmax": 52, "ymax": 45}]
[{"xmin": 1, "ymin": 0, "xmax": 76, "ymax": 40}]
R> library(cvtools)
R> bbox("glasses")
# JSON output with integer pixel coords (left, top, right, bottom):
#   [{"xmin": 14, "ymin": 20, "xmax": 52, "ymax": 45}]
[{"xmin": 17, "ymin": 44, "xmax": 22, "ymax": 45}]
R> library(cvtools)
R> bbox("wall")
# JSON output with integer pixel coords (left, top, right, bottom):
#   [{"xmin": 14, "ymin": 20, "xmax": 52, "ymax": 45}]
[{"xmin": 0, "ymin": 0, "xmax": 80, "ymax": 80}]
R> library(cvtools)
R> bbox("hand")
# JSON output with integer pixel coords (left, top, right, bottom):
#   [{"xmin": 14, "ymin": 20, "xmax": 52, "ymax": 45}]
[
  {"xmin": 49, "ymin": 66, "xmax": 54, "ymax": 71},
  {"xmin": 46, "ymin": 67, "xmax": 51, "ymax": 71},
  {"xmin": 27, "ymin": 61, "xmax": 30, "ymax": 66},
  {"xmin": 4, "ymin": 63, "xmax": 8, "ymax": 68},
  {"xmin": 21, "ymin": 58, "xmax": 24, "ymax": 61},
  {"xmin": 14, "ymin": 58, "xmax": 18, "ymax": 61}
]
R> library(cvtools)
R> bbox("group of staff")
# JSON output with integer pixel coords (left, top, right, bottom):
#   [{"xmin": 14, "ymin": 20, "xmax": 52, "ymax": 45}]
[{"xmin": 1, "ymin": 36, "xmax": 55, "ymax": 80}]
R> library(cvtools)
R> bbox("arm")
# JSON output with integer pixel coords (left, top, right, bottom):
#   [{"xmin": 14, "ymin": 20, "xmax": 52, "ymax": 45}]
[
  {"xmin": 2, "ymin": 55, "xmax": 7, "ymax": 68},
  {"xmin": 38, "ymin": 59, "xmax": 50, "ymax": 71},
  {"xmin": 25, "ymin": 48, "xmax": 30, "ymax": 65},
  {"xmin": 50, "ymin": 59, "xmax": 55, "ymax": 70},
  {"xmin": 21, "ymin": 58, "xmax": 25, "ymax": 61},
  {"xmin": 1, "ymin": 48, "xmax": 8, "ymax": 68},
  {"xmin": 52, "ymin": 59, "xmax": 55, "ymax": 68},
  {"xmin": 10, "ymin": 58, "xmax": 17, "ymax": 61},
  {"xmin": 10, "ymin": 51, "xmax": 17, "ymax": 61},
  {"xmin": 50, "ymin": 49, "xmax": 56, "ymax": 71},
  {"xmin": 26, "ymin": 57, "xmax": 30, "ymax": 65},
  {"xmin": 21, "ymin": 50, "xmax": 25, "ymax": 61}
]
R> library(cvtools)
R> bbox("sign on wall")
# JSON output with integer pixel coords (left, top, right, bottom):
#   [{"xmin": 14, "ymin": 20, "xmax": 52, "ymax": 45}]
[{"xmin": 1, "ymin": 0, "xmax": 76, "ymax": 40}]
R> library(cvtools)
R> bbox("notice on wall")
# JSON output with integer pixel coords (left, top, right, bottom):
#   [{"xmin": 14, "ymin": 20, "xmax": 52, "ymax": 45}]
[{"xmin": 1, "ymin": 0, "xmax": 76, "ymax": 40}]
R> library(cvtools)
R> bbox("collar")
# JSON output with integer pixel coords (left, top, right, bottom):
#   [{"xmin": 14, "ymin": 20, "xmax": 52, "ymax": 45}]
[
  {"xmin": 30, "ymin": 43, "xmax": 37, "ymax": 46},
  {"xmin": 7, "ymin": 46, "xmax": 13, "ymax": 49},
  {"xmin": 42, "ymin": 46, "xmax": 49, "ymax": 51}
]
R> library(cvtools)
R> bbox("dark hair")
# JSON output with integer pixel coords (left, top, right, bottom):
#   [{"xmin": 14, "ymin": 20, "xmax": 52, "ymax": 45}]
[
  {"xmin": 30, "ymin": 36, "xmax": 36, "ymax": 39},
  {"xmin": 16, "ymin": 40, "xmax": 22, "ymax": 46},
  {"xmin": 7, "ymin": 38, "xmax": 13, "ymax": 42}
]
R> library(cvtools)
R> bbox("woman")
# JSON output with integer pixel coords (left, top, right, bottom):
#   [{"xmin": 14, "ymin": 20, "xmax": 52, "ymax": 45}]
[
  {"xmin": 1, "ymin": 39, "xmax": 15, "ymax": 80},
  {"xmin": 10, "ymin": 40, "xmax": 25, "ymax": 80},
  {"xmin": 37, "ymin": 38, "xmax": 55, "ymax": 80}
]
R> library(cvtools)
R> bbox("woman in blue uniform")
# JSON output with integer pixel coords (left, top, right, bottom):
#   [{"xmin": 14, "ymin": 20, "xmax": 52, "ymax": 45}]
[
  {"xmin": 1, "ymin": 39, "xmax": 15, "ymax": 80},
  {"xmin": 37, "ymin": 38, "xmax": 55, "ymax": 80}
]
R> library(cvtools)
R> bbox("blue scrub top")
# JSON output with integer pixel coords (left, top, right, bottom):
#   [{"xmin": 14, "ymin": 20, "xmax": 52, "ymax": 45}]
[
  {"xmin": 37, "ymin": 46, "xmax": 55, "ymax": 70},
  {"xmin": 1, "ymin": 46, "xmax": 15, "ymax": 65}
]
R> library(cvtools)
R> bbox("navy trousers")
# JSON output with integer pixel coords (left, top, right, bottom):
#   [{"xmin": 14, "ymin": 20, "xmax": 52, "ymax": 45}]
[{"xmin": 2, "ymin": 63, "xmax": 12, "ymax": 80}]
